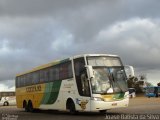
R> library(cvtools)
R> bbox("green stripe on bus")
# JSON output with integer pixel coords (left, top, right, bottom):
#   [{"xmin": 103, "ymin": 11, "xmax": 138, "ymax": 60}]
[
  {"xmin": 41, "ymin": 83, "xmax": 54, "ymax": 104},
  {"xmin": 113, "ymin": 93, "xmax": 125, "ymax": 100},
  {"xmin": 41, "ymin": 81, "xmax": 62, "ymax": 104}
]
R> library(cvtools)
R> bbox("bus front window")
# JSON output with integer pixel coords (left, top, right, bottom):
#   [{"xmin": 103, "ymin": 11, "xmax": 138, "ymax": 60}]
[
  {"xmin": 87, "ymin": 56, "xmax": 128, "ymax": 94},
  {"xmin": 109, "ymin": 67, "xmax": 128, "ymax": 93},
  {"xmin": 91, "ymin": 68, "xmax": 111, "ymax": 94},
  {"xmin": 91, "ymin": 67, "xmax": 128, "ymax": 94}
]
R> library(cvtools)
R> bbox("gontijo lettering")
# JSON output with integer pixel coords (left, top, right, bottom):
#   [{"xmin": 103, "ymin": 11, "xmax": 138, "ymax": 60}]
[{"xmin": 26, "ymin": 85, "xmax": 41, "ymax": 92}]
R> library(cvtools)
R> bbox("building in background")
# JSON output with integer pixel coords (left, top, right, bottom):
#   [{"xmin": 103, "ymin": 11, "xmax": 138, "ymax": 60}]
[{"xmin": 0, "ymin": 91, "xmax": 15, "ymax": 98}]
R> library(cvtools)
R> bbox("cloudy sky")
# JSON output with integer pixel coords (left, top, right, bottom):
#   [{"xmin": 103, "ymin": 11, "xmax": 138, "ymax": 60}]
[{"xmin": 0, "ymin": 0, "xmax": 160, "ymax": 91}]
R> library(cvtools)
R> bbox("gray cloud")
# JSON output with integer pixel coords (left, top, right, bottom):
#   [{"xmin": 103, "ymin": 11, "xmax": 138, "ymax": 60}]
[
  {"xmin": 0, "ymin": 0, "xmax": 160, "ymax": 88},
  {"xmin": 96, "ymin": 18, "xmax": 160, "ymax": 68}
]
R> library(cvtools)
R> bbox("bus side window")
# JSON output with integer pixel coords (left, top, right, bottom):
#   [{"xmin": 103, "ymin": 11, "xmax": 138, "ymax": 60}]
[
  {"xmin": 59, "ymin": 63, "xmax": 68, "ymax": 80},
  {"xmin": 33, "ymin": 72, "xmax": 40, "ymax": 84},
  {"xmin": 44, "ymin": 69, "xmax": 49, "ymax": 82},
  {"xmin": 40, "ymin": 70, "xmax": 45, "ymax": 83},
  {"xmin": 59, "ymin": 61, "xmax": 73, "ymax": 80},
  {"xmin": 16, "ymin": 77, "xmax": 19, "ymax": 88},
  {"xmin": 26, "ymin": 74, "xmax": 30, "ymax": 86},
  {"xmin": 49, "ymin": 67, "xmax": 54, "ymax": 81},
  {"xmin": 20, "ymin": 76, "xmax": 25, "ymax": 87},
  {"xmin": 54, "ymin": 66, "xmax": 59, "ymax": 81}
]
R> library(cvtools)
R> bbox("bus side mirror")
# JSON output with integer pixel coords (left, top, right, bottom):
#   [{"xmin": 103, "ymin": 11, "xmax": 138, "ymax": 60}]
[
  {"xmin": 125, "ymin": 65, "xmax": 135, "ymax": 78},
  {"xmin": 86, "ymin": 65, "xmax": 94, "ymax": 79}
]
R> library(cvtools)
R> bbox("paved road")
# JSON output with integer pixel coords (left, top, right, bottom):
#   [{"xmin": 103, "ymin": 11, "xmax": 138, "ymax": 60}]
[{"xmin": 0, "ymin": 97, "xmax": 160, "ymax": 120}]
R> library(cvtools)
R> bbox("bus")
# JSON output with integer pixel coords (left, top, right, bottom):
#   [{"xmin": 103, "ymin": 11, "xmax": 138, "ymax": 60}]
[
  {"xmin": 144, "ymin": 86, "xmax": 160, "ymax": 98},
  {"xmin": 16, "ymin": 54, "xmax": 130, "ymax": 114}
]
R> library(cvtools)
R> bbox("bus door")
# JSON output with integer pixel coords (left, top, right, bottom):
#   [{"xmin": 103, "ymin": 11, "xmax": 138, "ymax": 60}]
[{"xmin": 74, "ymin": 57, "xmax": 91, "ymax": 111}]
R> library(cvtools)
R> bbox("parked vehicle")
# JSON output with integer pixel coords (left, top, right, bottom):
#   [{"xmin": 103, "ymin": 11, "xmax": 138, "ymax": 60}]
[
  {"xmin": 144, "ymin": 86, "xmax": 160, "ymax": 98},
  {"xmin": 0, "ymin": 96, "xmax": 16, "ymax": 106}
]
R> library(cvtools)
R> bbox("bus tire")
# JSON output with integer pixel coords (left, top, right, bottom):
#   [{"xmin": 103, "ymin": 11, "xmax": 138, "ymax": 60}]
[
  {"xmin": 28, "ymin": 100, "xmax": 34, "ymax": 112},
  {"xmin": 3, "ymin": 101, "xmax": 9, "ymax": 106},
  {"xmin": 99, "ymin": 110, "xmax": 107, "ymax": 114},
  {"xmin": 66, "ymin": 99, "xmax": 76, "ymax": 115},
  {"xmin": 23, "ymin": 100, "xmax": 29, "ymax": 112}
]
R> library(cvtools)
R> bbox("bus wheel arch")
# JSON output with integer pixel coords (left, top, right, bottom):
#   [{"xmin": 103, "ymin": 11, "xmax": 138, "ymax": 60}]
[
  {"xmin": 23, "ymin": 100, "xmax": 27, "ymax": 108},
  {"xmin": 66, "ymin": 98, "xmax": 77, "ymax": 114},
  {"xmin": 23, "ymin": 100, "xmax": 29, "ymax": 112},
  {"xmin": 28, "ymin": 100, "xmax": 34, "ymax": 112},
  {"xmin": 3, "ymin": 101, "xmax": 9, "ymax": 106}
]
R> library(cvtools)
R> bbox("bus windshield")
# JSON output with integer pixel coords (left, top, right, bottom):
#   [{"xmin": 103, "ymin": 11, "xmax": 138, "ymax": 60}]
[
  {"xmin": 87, "ymin": 56, "xmax": 128, "ymax": 94},
  {"xmin": 91, "ymin": 67, "xmax": 128, "ymax": 94}
]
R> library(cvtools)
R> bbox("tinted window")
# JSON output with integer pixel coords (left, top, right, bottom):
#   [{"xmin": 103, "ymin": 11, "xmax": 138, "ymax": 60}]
[
  {"xmin": 16, "ymin": 60, "xmax": 73, "ymax": 87},
  {"xmin": 44, "ymin": 69, "xmax": 49, "ymax": 82},
  {"xmin": 59, "ymin": 61, "xmax": 73, "ymax": 80},
  {"xmin": 40, "ymin": 70, "xmax": 45, "ymax": 83},
  {"xmin": 53, "ymin": 66, "xmax": 59, "ymax": 81},
  {"xmin": 74, "ymin": 57, "xmax": 90, "ymax": 97},
  {"xmin": 32, "ymin": 72, "xmax": 40, "ymax": 84}
]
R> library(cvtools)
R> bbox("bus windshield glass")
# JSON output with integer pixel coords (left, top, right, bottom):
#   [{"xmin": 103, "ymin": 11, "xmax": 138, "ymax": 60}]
[
  {"xmin": 87, "ymin": 56, "xmax": 122, "ymax": 66},
  {"xmin": 87, "ymin": 56, "xmax": 128, "ymax": 94}
]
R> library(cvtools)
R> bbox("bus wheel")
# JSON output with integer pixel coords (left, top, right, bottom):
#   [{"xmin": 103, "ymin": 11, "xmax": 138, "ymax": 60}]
[
  {"xmin": 23, "ymin": 101, "xmax": 29, "ymax": 112},
  {"xmin": 99, "ymin": 110, "xmax": 107, "ymax": 114},
  {"xmin": 28, "ymin": 101, "xmax": 34, "ymax": 112},
  {"xmin": 69, "ymin": 102, "xmax": 76, "ymax": 114},
  {"xmin": 3, "ymin": 102, "xmax": 9, "ymax": 106},
  {"xmin": 25, "ymin": 105, "xmax": 29, "ymax": 112},
  {"xmin": 67, "ymin": 100, "xmax": 76, "ymax": 115}
]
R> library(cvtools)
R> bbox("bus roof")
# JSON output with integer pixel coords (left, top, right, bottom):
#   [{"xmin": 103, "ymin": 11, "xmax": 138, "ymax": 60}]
[
  {"xmin": 16, "ymin": 54, "xmax": 119, "ymax": 77},
  {"xmin": 73, "ymin": 54, "xmax": 118, "ymax": 59}
]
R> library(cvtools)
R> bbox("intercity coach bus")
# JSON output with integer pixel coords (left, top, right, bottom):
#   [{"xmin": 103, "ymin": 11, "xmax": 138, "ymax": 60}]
[{"xmin": 16, "ymin": 54, "xmax": 130, "ymax": 114}]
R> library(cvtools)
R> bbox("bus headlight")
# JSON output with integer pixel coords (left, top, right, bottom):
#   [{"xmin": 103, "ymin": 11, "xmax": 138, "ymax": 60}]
[{"xmin": 91, "ymin": 97, "xmax": 104, "ymax": 101}]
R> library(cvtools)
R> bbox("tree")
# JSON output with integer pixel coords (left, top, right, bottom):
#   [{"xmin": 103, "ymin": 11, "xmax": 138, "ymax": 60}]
[
  {"xmin": 127, "ymin": 74, "xmax": 152, "ymax": 93},
  {"xmin": 145, "ymin": 81, "xmax": 153, "ymax": 87},
  {"xmin": 127, "ymin": 76, "xmax": 138, "ymax": 88},
  {"xmin": 139, "ymin": 74, "xmax": 147, "ymax": 81}
]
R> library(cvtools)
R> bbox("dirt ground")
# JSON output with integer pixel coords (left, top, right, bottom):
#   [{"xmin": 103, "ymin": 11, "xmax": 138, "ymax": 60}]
[{"xmin": 0, "ymin": 96, "xmax": 160, "ymax": 120}]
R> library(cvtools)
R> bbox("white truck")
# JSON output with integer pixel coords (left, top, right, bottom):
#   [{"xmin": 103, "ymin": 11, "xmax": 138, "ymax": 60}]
[{"xmin": 0, "ymin": 96, "xmax": 16, "ymax": 106}]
